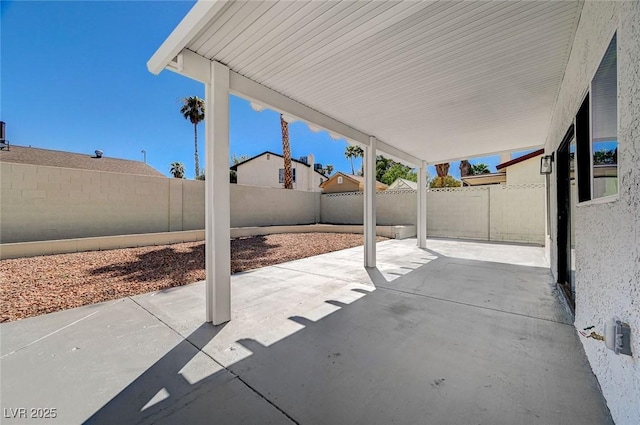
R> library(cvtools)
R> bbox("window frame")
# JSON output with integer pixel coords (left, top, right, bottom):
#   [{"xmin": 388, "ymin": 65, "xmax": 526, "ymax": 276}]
[
  {"xmin": 575, "ymin": 30, "xmax": 619, "ymax": 206},
  {"xmin": 587, "ymin": 31, "xmax": 619, "ymax": 203},
  {"xmin": 278, "ymin": 168, "xmax": 296, "ymax": 184}
]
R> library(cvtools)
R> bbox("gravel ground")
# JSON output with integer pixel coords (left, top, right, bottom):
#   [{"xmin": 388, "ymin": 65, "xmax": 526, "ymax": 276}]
[{"xmin": 0, "ymin": 233, "xmax": 386, "ymax": 322}]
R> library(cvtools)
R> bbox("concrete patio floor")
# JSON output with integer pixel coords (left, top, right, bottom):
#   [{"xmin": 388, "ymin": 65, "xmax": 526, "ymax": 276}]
[{"xmin": 0, "ymin": 238, "xmax": 613, "ymax": 424}]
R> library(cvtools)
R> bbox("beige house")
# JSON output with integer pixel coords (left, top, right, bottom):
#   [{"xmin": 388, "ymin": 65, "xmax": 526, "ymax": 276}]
[
  {"xmin": 231, "ymin": 151, "xmax": 326, "ymax": 192},
  {"xmin": 320, "ymin": 172, "xmax": 387, "ymax": 194},
  {"xmin": 462, "ymin": 149, "xmax": 545, "ymax": 186}
]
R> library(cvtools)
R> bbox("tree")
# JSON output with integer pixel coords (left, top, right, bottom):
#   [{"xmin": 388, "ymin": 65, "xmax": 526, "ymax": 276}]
[
  {"xmin": 459, "ymin": 160, "xmax": 472, "ymax": 177},
  {"xmin": 170, "ymin": 162, "xmax": 185, "ymax": 179},
  {"xmin": 345, "ymin": 145, "xmax": 364, "ymax": 175},
  {"xmin": 229, "ymin": 153, "xmax": 249, "ymax": 184},
  {"xmin": 376, "ymin": 155, "xmax": 393, "ymax": 182},
  {"xmin": 430, "ymin": 175, "xmax": 461, "ymax": 188},
  {"xmin": 593, "ymin": 148, "xmax": 617, "ymax": 165},
  {"xmin": 231, "ymin": 153, "xmax": 250, "ymax": 165},
  {"xmin": 435, "ymin": 163, "xmax": 449, "ymax": 178},
  {"xmin": 381, "ymin": 163, "xmax": 418, "ymax": 185},
  {"xmin": 196, "ymin": 171, "xmax": 205, "ymax": 181},
  {"xmin": 471, "ymin": 163, "xmax": 491, "ymax": 175},
  {"xmin": 323, "ymin": 164, "xmax": 334, "ymax": 176},
  {"xmin": 280, "ymin": 114, "xmax": 293, "ymax": 189},
  {"xmin": 180, "ymin": 96, "xmax": 205, "ymax": 178},
  {"xmin": 431, "ymin": 163, "xmax": 452, "ymax": 188}
]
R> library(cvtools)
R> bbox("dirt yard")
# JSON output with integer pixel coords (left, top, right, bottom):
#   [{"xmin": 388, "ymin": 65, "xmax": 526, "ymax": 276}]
[{"xmin": 0, "ymin": 233, "xmax": 385, "ymax": 322}]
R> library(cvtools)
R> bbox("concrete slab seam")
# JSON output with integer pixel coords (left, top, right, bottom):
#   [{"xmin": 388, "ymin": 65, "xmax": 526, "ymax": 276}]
[
  {"xmin": 1, "ymin": 309, "xmax": 104, "ymax": 359},
  {"xmin": 376, "ymin": 285, "xmax": 574, "ymax": 326},
  {"xmin": 270, "ymin": 264, "xmax": 366, "ymax": 285},
  {"xmin": 127, "ymin": 296, "xmax": 300, "ymax": 425}
]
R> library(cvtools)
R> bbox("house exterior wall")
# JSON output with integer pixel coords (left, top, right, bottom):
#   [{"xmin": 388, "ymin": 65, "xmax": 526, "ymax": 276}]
[
  {"xmin": 544, "ymin": 2, "xmax": 640, "ymax": 424},
  {"xmin": 236, "ymin": 154, "xmax": 324, "ymax": 191},
  {"xmin": 505, "ymin": 155, "xmax": 546, "ymax": 185},
  {"xmin": 321, "ymin": 177, "xmax": 361, "ymax": 194}
]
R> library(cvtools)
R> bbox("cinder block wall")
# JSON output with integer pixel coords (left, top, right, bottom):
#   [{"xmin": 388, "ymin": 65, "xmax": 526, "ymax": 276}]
[
  {"xmin": 1, "ymin": 163, "xmax": 545, "ymax": 246},
  {"xmin": 231, "ymin": 184, "xmax": 320, "ymax": 227},
  {"xmin": 0, "ymin": 163, "xmax": 320, "ymax": 243},
  {"xmin": 321, "ymin": 186, "xmax": 545, "ymax": 244},
  {"xmin": 427, "ymin": 187, "xmax": 490, "ymax": 240},
  {"xmin": 489, "ymin": 185, "xmax": 545, "ymax": 244},
  {"xmin": 320, "ymin": 190, "xmax": 416, "ymax": 226},
  {"xmin": 1, "ymin": 163, "xmax": 171, "ymax": 242}
]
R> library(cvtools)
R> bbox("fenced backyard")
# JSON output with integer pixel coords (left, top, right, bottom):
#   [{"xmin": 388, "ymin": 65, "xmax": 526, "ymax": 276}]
[{"xmin": 1, "ymin": 162, "xmax": 545, "ymax": 248}]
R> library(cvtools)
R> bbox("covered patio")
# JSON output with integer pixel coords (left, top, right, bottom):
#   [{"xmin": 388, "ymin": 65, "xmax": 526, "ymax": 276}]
[
  {"xmin": 0, "ymin": 238, "xmax": 612, "ymax": 424},
  {"xmin": 146, "ymin": 0, "xmax": 582, "ymax": 325}
]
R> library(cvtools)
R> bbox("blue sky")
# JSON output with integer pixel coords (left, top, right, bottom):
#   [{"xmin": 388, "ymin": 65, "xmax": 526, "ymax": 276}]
[{"xmin": 2, "ymin": 1, "xmax": 514, "ymax": 180}]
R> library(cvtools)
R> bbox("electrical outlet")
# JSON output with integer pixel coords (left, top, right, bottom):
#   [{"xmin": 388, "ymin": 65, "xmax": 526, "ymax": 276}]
[{"xmin": 604, "ymin": 318, "xmax": 632, "ymax": 356}]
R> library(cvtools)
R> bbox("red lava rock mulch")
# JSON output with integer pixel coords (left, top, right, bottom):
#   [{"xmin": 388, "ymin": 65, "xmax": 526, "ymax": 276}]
[{"xmin": 0, "ymin": 233, "xmax": 386, "ymax": 322}]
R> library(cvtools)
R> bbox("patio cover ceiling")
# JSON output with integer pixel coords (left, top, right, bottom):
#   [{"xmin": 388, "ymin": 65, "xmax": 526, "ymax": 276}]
[{"xmin": 149, "ymin": 0, "xmax": 582, "ymax": 164}]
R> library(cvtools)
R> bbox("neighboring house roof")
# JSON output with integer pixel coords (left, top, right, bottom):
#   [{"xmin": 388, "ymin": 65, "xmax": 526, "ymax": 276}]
[
  {"xmin": 319, "ymin": 172, "xmax": 387, "ymax": 191},
  {"xmin": 230, "ymin": 151, "xmax": 326, "ymax": 176},
  {"xmin": 0, "ymin": 145, "xmax": 164, "ymax": 177},
  {"xmin": 387, "ymin": 178, "xmax": 417, "ymax": 190},
  {"xmin": 496, "ymin": 148, "xmax": 544, "ymax": 170},
  {"xmin": 461, "ymin": 173, "xmax": 507, "ymax": 186}
]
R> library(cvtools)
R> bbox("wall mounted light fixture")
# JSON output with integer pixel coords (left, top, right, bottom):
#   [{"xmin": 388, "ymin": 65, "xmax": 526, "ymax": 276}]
[{"xmin": 540, "ymin": 153, "xmax": 554, "ymax": 174}]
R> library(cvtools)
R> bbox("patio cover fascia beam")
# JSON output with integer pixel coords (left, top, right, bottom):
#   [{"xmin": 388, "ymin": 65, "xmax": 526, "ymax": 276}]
[
  {"xmin": 147, "ymin": 0, "xmax": 229, "ymax": 76},
  {"xmin": 151, "ymin": 48, "xmax": 423, "ymax": 167},
  {"xmin": 425, "ymin": 145, "xmax": 544, "ymax": 166}
]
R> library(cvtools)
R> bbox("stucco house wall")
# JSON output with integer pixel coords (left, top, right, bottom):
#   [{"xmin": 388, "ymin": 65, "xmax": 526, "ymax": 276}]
[
  {"xmin": 322, "ymin": 178, "xmax": 360, "ymax": 194},
  {"xmin": 235, "ymin": 153, "xmax": 324, "ymax": 191},
  {"xmin": 544, "ymin": 2, "xmax": 640, "ymax": 424},
  {"xmin": 505, "ymin": 155, "xmax": 546, "ymax": 185}
]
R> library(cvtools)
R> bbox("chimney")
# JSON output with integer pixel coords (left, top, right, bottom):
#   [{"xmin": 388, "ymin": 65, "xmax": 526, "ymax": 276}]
[
  {"xmin": 95, "ymin": 150, "xmax": 103, "ymax": 158},
  {"xmin": 499, "ymin": 152, "xmax": 511, "ymax": 165}
]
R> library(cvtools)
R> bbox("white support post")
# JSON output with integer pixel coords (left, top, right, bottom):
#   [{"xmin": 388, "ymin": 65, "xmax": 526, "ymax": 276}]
[
  {"xmin": 417, "ymin": 160, "xmax": 427, "ymax": 248},
  {"xmin": 205, "ymin": 61, "xmax": 231, "ymax": 325},
  {"xmin": 364, "ymin": 136, "xmax": 377, "ymax": 268}
]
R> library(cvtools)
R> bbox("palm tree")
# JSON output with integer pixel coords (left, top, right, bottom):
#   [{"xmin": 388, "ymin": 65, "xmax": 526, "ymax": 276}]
[
  {"xmin": 324, "ymin": 164, "xmax": 334, "ymax": 176},
  {"xmin": 280, "ymin": 114, "xmax": 293, "ymax": 189},
  {"xmin": 345, "ymin": 145, "xmax": 364, "ymax": 175},
  {"xmin": 459, "ymin": 160, "xmax": 472, "ymax": 177},
  {"xmin": 433, "ymin": 163, "xmax": 450, "ymax": 187},
  {"xmin": 180, "ymin": 96, "xmax": 205, "ymax": 178},
  {"xmin": 471, "ymin": 163, "xmax": 491, "ymax": 175},
  {"xmin": 435, "ymin": 163, "xmax": 449, "ymax": 177},
  {"xmin": 170, "ymin": 162, "xmax": 185, "ymax": 179}
]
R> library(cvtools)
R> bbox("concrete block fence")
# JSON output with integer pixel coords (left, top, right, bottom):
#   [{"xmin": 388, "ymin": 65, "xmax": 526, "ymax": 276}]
[{"xmin": 1, "ymin": 162, "xmax": 544, "ymax": 246}]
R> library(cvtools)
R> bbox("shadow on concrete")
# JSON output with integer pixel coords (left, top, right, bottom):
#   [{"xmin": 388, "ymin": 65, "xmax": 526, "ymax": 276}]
[
  {"xmin": 84, "ymin": 323, "xmax": 229, "ymax": 425},
  {"xmin": 84, "ymin": 252, "xmax": 612, "ymax": 425}
]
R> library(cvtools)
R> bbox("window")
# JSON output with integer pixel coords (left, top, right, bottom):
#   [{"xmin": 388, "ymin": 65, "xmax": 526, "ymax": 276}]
[
  {"xmin": 337, "ymin": 176, "xmax": 343, "ymax": 184},
  {"xmin": 278, "ymin": 168, "xmax": 296, "ymax": 183},
  {"xmin": 591, "ymin": 34, "xmax": 617, "ymax": 199},
  {"xmin": 576, "ymin": 94, "xmax": 591, "ymax": 202}
]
